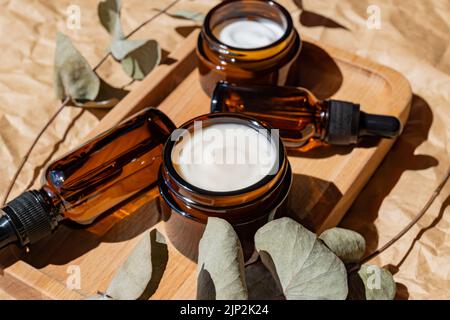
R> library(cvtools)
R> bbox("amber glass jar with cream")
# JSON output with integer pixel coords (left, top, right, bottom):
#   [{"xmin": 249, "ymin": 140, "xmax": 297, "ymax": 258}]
[
  {"xmin": 158, "ymin": 113, "xmax": 292, "ymax": 260},
  {"xmin": 197, "ymin": 0, "xmax": 302, "ymax": 96}
]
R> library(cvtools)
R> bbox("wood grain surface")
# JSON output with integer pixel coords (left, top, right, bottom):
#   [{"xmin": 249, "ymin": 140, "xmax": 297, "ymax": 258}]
[{"xmin": 0, "ymin": 30, "xmax": 412, "ymax": 299}]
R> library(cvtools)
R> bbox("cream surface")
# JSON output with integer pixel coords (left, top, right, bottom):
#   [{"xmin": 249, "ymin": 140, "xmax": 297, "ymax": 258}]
[
  {"xmin": 215, "ymin": 18, "xmax": 285, "ymax": 49},
  {"xmin": 171, "ymin": 123, "xmax": 277, "ymax": 192}
]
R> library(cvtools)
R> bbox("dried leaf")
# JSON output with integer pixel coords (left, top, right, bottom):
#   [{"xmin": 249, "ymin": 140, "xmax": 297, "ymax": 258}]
[
  {"xmin": 348, "ymin": 265, "xmax": 396, "ymax": 300},
  {"xmin": 245, "ymin": 261, "xmax": 283, "ymax": 300},
  {"xmin": 121, "ymin": 40, "xmax": 161, "ymax": 80},
  {"xmin": 197, "ymin": 217, "xmax": 248, "ymax": 300},
  {"xmin": 106, "ymin": 229, "xmax": 168, "ymax": 300},
  {"xmin": 72, "ymin": 78, "xmax": 129, "ymax": 109},
  {"xmin": 255, "ymin": 218, "xmax": 348, "ymax": 300},
  {"xmin": 72, "ymin": 99, "xmax": 118, "ymax": 109},
  {"xmin": 54, "ymin": 32, "xmax": 100, "ymax": 101},
  {"xmin": 110, "ymin": 39, "xmax": 147, "ymax": 60},
  {"xmin": 167, "ymin": 10, "xmax": 205, "ymax": 22},
  {"xmin": 98, "ymin": 0, "xmax": 124, "ymax": 39},
  {"xmin": 319, "ymin": 227, "xmax": 366, "ymax": 264}
]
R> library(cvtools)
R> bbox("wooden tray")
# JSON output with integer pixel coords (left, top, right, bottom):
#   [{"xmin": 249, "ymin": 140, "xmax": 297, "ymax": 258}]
[{"xmin": 0, "ymin": 30, "xmax": 412, "ymax": 299}]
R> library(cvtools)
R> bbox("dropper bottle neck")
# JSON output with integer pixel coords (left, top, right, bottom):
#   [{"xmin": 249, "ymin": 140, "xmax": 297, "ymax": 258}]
[{"xmin": 322, "ymin": 100, "xmax": 361, "ymax": 145}]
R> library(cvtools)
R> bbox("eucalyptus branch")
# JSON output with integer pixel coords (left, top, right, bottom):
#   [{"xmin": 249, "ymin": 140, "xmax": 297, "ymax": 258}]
[
  {"xmin": 1, "ymin": 97, "xmax": 69, "ymax": 206},
  {"xmin": 126, "ymin": 0, "xmax": 181, "ymax": 39},
  {"xmin": 1, "ymin": 0, "xmax": 181, "ymax": 205},
  {"xmin": 351, "ymin": 168, "xmax": 450, "ymax": 271}
]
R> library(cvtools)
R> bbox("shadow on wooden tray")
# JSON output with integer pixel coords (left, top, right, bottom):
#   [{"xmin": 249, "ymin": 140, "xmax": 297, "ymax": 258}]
[
  {"xmin": 291, "ymin": 41, "xmax": 389, "ymax": 158},
  {"xmin": 2, "ymin": 92, "xmax": 437, "ymax": 297},
  {"xmin": 1, "ymin": 185, "xmax": 162, "ymax": 269},
  {"xmin": 1, "ymin": 44, "xmax": 436, "ymax": 301},
  {"xmin": 0, "ymin": 40, "xmax": 349, "ymax": 272},
  {"xmin": 286, "ymin": 174, "xmax": 342, "ymax": 232},
  {"xmin": 1, "ymin": 173, "xmax": 344, "ymax": 270},
  {"xmin": 295, "ymin": 41, "xmax": 344, "ymax": 100}
]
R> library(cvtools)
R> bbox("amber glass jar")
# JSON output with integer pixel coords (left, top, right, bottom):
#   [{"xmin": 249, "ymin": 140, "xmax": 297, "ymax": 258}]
[
  {"xmin": 197, "ymin": 0, "xmax": 302, "ymax": 96},
  {"xmin": 158, "ymin": 113, "xmax": 292, "ymax": 260}
]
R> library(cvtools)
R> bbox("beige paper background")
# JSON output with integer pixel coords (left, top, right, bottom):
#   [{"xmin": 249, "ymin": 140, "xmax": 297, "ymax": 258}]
[{"xmin": 0, "ymin": 0, "xmax": 448, "ymax": 299}]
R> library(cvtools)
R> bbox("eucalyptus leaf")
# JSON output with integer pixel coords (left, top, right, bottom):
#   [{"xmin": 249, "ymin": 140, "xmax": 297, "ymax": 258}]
[
  {"xmin": 98, "ymin": 0, "xmax": 124, "ymax": 39},
  {"xmin": 319, "ymin": 227, "xmax": 366, "ymax": 264},
  {"xmin": 197, "ymin": 217, "xmax": 248, "ymax": 300},
  {"xmin": 72, "ymin": 99, "xmax": 118, "ymax": 109},
  {"xmin": 255, "ymin": 218, "xmax": 348, "ymax": 300},
  {"xmin": 54, "ymin": 32, "xmax": 100, "ymax": 101},
  {"xmin": 167, "ymin": 10, "xmax": 205, "ymax": 22},
  {"xmin": 121, "ymin": 40, "xmax": 161, "ymax": 80},
  {"xmin": 110, "ymin": 39, "xmax": 148, "ymax": 60},
  {"xmin": 72, "ymin": 78, "xmax": 129, "ymax": 109},
  {"xmin": 348, "ymin": 265, "xmax": 396, "ymax": 300},
  {"xmin": 245, "ymin": 261, "xmax": 283, "ymax": 300},
  {"xmin": 106, "ymin": 228, "xmax": 168, "ymax": 300}
]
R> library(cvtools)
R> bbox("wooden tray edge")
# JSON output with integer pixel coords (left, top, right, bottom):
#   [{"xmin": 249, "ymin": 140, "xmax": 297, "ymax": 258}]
[{"xmin": 0, "ymin": 31, "xmax": 413, "ymax": 300}]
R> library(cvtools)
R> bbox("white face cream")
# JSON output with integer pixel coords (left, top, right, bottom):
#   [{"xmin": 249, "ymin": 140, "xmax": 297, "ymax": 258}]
[
  {"xmin": 171, "ymin": 123, "xmax": 278, "ymax": 192},
  {"xmin": 214, "ymin": 18, "xmax": 285, "ymax": 49}
]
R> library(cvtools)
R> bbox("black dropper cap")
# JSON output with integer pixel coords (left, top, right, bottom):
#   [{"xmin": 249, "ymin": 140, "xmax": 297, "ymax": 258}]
[
  {"xmin": 0, "ymin": 190, "xmax": 55, "ymax": 250},
  {"xmin": 0, "ymin": 214, "xmax": 18, "ymax": 249},
  {"xmin": 326, "ymin": 100, "xmax": 401, "ymax": 145}
]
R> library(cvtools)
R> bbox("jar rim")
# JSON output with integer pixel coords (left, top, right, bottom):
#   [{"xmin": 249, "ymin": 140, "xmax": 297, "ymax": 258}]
[
  {"xmin": 162, "ymin": 112, "xmax": 286, "ymax": 197},
  {"xmin": 158, "ymin": 162, "xmax": 292, "ymax": 224},
  {"xmin": 203, "ymin": 0, "xmax": 294, "ymax": 53}
]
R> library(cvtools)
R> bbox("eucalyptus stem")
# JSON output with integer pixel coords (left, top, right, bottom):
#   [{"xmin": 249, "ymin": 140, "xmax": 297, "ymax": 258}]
[
  {"xmin": 126, "ymin": 0, "xmax": 181, "ymax": 39},
  {"xmin": 352, "ymin": 168, "xmax": 450, "ymax": 271},
  {"xmin": 1, "ymin": 97, "xmax": 70, "ymax": 206},
  {"xmin": 1, "ymin": 0, "xmax": 181, "ymax": 205}
]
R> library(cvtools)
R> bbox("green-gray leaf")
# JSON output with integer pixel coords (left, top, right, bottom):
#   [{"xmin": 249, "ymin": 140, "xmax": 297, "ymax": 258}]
[
  {"xmin": 348, "ymin": 265, "xmax": 396, "ymax": 300},
  {"xmin": 167, "ymin": 10, "xmax": 205, "ymax": 22},
  {"xmin": 197, "ymin": 217, "xmax": 248, "ymax": 300},
  {"xmin": 319, "ymin": 227, "xmax": 366, "ymax": 264},
  {"xmin": 72, "ymin": 78, "xmax": 129, "ymax": 109},
  {"xmin": 54, "ymin": 32, "xmax": 100, "ymax": 101},
  {"xmin": 121, "ymin": 40, "xmax": 161, "ymax": 80},
  {"xmin": 255, "ymin": 217, "xmax": 348, "ymax": 300},
  {"xmin": 98, "ymin": 0, "xmax": 124, "ymax": 39},
  {"xmin": 110, "ymin": 39, "xmax": 147, "ymax": 60},
  {"xmin": 106, "ymin": 228, "xmax": 168, "ymax": 300}
]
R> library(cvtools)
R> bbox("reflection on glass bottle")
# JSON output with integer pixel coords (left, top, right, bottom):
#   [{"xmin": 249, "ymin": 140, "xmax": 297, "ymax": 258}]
[
  {"xmin": 211, "ymin": 81, "xmax": 401, "ymax": 149},
  {"xmin": 0, "ymin": 108, "xmax": 176, "ymax": 250}
]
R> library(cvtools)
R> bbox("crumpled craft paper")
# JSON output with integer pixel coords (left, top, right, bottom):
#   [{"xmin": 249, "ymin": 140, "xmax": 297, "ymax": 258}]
[{"xmin": 0, "ymin": 0, "xmax": 448, "ymax": 299}]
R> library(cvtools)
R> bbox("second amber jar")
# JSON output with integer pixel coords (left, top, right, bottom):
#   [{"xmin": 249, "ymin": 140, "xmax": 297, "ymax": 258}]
[{"xmin": 197, "ymin": 0, "xmax": 302, "ymax": 96}]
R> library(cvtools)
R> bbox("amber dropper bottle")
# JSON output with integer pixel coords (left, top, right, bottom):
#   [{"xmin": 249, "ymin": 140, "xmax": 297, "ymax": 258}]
[
  {"xmin": 0, "ymin": 108, "xmax": 175, "ymax": 250},
  {"xmin": 211, "ymin": 81, "xmax": 401, "ymax": 148}
]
